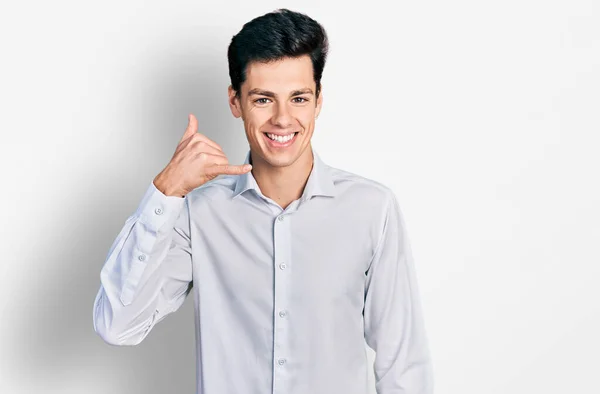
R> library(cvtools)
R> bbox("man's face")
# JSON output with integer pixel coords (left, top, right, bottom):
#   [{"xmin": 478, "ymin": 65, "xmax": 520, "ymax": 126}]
[{"xmin": 228, "ymin": 54, "xmax": 323, "ymax": 169}]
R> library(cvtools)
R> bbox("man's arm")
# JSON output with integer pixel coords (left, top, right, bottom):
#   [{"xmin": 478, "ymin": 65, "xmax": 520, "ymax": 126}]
[
  {"xmin": 92, "ymin": 180, "xmax": 193, "ymax": 346},
  {"xmin": 363, "ymin": 190, "xmax": 434, "ymax": 394}
]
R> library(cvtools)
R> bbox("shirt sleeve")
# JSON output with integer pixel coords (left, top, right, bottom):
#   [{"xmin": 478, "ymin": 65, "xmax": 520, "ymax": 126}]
[
  {"xmin": 92, "ymin": 180, "xmax": 193, "ymax": 346},
  {"xmin": 363, "ymin": 190, "xmax": 434, "ymax": 394}
]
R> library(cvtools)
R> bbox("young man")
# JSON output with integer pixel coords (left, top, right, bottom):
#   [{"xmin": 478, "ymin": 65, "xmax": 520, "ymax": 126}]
[{"xmin": 93, "ymin": 8, "xmax": 434, "ymax": 394}]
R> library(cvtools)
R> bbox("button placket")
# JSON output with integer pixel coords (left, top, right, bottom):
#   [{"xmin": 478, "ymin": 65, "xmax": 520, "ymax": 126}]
[{"xmin": 272, "ymin": 212, "xmax": 292, "ymax": 391}]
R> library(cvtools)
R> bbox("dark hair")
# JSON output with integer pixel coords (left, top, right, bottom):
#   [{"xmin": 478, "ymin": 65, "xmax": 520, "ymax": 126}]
[{"xmin": 227, "ymin": 8, "xmax": 329, "ymax": 100}]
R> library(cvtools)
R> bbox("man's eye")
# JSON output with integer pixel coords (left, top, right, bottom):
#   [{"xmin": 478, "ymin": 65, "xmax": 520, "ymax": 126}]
[
  {"xmin": 293, "ymin": 97, "xmax": 308, "ymax": 103},
  {"xmin": 255, "ymin": 98, "xmax": 271, "ymax": 104}
]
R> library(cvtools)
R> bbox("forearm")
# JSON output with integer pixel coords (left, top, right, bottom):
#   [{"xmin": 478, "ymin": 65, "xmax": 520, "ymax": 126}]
[
  {"xmin": 92, "ymin": 181, "xmax": 192, "ymax": 346},
  {"xmin": 364, "ymin": 190, "xmax": 434, "ymax": 393},
  {"xmin": 93, "ymin": 226, "xmax": 180, "ymax": 345}
]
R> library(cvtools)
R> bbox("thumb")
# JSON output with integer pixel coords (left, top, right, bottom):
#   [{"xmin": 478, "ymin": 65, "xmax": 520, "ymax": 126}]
[{"xmin": 180, "ymin": 113, "xmax": 198, "ymax": 142}]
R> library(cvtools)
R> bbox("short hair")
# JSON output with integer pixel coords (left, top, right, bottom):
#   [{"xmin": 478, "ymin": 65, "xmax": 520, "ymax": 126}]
[{"xmin": 227, "ymin": 8, "xmax": 329, "ymax": 100}]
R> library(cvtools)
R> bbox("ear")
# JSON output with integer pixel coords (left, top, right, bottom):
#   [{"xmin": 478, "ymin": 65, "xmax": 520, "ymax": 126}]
[
  {"xmin": 228, "ymin": 85, "xmax": 242, "ymax": 118},
  {"xmin": 315, "ymin": 84, "xmax": 324, "ymax": 118}
]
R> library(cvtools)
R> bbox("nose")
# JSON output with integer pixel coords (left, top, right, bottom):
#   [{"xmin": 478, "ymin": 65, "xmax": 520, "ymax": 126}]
[{"xmin": 272, "ymin": 101, "xmax": 293, "ymax": 128}]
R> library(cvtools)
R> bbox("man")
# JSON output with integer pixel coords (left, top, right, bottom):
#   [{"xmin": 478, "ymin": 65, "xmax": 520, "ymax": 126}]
[{"xmin": 93, "ymin": 8, "xmax": 434, "ymax": 394}]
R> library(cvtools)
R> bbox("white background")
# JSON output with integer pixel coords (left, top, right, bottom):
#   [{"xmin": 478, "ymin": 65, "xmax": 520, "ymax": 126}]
[{"xmin": 0, "ymin": 1, "xmax": 598, "ymax": 393}]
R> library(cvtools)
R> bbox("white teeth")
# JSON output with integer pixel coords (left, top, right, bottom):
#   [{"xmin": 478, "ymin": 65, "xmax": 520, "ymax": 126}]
[{"xmin": 267, "ymin": 133, "xmax": 295, "ymax": 143}]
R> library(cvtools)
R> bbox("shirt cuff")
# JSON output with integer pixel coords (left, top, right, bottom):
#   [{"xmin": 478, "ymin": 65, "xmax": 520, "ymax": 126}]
[{"xmin": 134, "ymin": 180, "xmax": 187, "ymax": 233}]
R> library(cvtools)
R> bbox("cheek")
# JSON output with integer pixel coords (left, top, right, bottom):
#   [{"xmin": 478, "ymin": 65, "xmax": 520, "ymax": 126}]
[
  {"xmin": 301, "ymin": 110, "xmax": 317, "ymax": 126},
  {"xmin": 293, "ymin": 108, "xmax": 315, "ymax": 123},
  {"xmin": 246, "ymin": 109, "xmax": 271, "ymax": 126}
]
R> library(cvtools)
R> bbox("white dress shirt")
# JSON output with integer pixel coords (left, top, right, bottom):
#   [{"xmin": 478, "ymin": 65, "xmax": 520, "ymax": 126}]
[{"xmin": 93, "ymin": 148, "xmax": 434, "ymax": 394}]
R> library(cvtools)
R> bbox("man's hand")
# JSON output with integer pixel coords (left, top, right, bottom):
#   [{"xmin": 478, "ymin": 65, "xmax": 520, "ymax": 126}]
[{"xmin": 153, "ymin": 114, "xmax": 252, "ymax": 197}]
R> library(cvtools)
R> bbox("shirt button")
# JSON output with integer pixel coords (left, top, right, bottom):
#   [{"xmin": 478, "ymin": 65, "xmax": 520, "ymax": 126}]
[
  {"xmin": 279, "ymin": 263, "xmax": 287, "ymax": 270},
  {"xmin": 138, "ymin": 254, "xmax": 146, "ymax": 261},
  {"xmin": 278, "ymin": 216, "xmax": 284, "ymax": 221},
  {"xmin": 279, "ymin": 310, "xmax": 287, "ymax": 318},
  {"xmin": 155, "ymin": 207, "xmax": 163, "ymax": 215},
  {"xmin": 278, "ymin": 358, "xmax": 286, "ymax": 365}
]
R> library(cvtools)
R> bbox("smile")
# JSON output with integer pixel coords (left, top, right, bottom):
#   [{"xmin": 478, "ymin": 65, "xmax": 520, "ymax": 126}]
[{"xmin": 263, "ymin": 132, "xmax": 299, "ymax": 147}]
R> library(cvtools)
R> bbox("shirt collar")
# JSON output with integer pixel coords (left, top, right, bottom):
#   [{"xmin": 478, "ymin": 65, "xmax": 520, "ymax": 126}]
[{"xmin": 232, "ymin": 148, "xmax": 336, "ymax": 202}]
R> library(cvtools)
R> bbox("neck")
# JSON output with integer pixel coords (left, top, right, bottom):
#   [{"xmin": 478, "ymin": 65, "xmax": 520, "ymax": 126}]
[{"xmin": 250, "ymin": 146, "xmax": 314, "ymax": 210}]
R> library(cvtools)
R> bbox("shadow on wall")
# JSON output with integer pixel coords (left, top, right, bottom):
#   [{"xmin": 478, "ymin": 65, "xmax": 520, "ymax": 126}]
[{"xmin": 6, "ymin": 36, "xmax": 247, "ymax": 393}]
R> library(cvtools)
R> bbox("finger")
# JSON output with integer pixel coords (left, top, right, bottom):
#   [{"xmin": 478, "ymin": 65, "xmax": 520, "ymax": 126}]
[
  {"xmin": 180, "ymin": 113, "xmax": 198, "ymax": 143},
  {"xmin": 199, "ymin": 152, "xmax": 237, "ymax": 169},
  {"xmin": 194, "ymin": 133, "xmax": 224, "ymax": 153},
  {"xmin": 195, "ymin": 141, "xmax": 227, "ymax": 158},
  {"xmin": 180, "ymin": 114, "xmax": 224, "ymax": 152},
  {"xmin": 205, "ymin": 163, "xmax": 252, "ymax": 177}
]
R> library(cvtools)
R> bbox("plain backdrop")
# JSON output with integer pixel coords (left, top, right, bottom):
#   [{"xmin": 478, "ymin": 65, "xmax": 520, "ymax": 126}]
[{"xmin": 0, "ymin": 1, "xmax": 598, "ymax": 393}]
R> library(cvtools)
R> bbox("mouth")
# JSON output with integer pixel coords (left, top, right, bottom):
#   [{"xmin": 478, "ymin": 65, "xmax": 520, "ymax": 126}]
[{"xmin": 263, "ymin": 131, "xmax": 299, "ymax": 148}]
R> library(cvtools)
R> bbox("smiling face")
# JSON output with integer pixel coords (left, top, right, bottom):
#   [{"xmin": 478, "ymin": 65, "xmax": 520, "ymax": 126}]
[{"xmin": 228, "ymin": 55, "xmax": 323, "ymax": 169}]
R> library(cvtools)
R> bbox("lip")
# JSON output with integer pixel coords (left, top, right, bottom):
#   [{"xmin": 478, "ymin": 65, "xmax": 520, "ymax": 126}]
[{"xmin": 263, "ymin": 132, "xmax": 299, "ymax": 148}]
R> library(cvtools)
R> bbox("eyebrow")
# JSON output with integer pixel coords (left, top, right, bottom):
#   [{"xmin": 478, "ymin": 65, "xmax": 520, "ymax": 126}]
[{"xmin": 247, "ymin": 88, "xmax": 314, "ymax": 98}]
